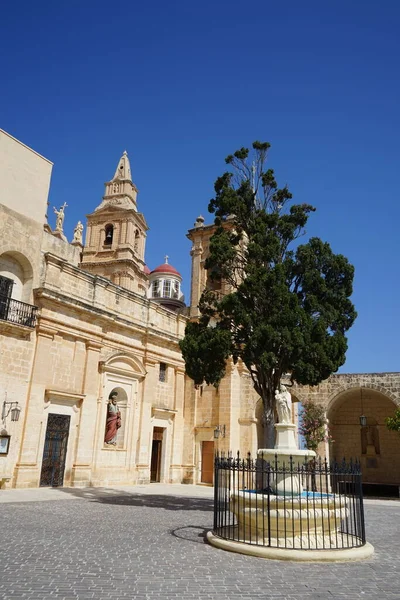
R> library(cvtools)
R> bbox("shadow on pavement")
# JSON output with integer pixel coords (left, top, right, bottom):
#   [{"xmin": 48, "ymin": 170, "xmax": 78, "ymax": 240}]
[
  {"xmin": 170, "ymin": 525, "xmax": 209, "ymax": 544},
  {"xmin": 56, "ymin": 487, "xmax": 214, "ymax": 511}
]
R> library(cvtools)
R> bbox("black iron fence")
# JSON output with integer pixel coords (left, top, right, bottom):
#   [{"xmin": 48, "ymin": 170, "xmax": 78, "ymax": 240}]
[
  {"xmin": 213, "ymin": 452, "xmax": 366, "ymax": 551},
  {"xmin": 0, "ymin": 294, "xmax": 38, "ymax": 328}
]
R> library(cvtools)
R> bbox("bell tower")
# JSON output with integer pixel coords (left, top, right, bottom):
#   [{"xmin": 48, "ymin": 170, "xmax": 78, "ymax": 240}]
[{"xmin": 80, "ymin": 151, "xmax": 149, "ymax": 294}]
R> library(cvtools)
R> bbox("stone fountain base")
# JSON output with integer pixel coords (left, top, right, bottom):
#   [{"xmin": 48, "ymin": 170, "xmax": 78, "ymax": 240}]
[
  {"xmin": 231, "ymin": 489, "xmax": 349, "ymax": 548},
  {"xmin": 207, "ymin": 530, "xmax": 374, "ymax": 562}
]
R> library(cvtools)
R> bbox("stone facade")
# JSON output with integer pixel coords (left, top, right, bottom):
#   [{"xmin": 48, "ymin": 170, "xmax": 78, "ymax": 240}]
[
  {"xmin": 0, "ymin": 129, "xmax": 399, "ymax": 490},
  {"xmin": 0, "ymin": 135, "xmax": 188, "ymax": 489}
]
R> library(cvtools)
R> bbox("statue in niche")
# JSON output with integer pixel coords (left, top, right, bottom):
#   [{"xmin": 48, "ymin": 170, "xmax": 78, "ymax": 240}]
[
  {"xmin": 361, "ymin": 424, "xmax": 380, "ymax": 455},
  {"xmin": 104, "ymin": 391, "xmax": 121, "ymax": 446},
  {"xmin": 53, "ymin": 202, "xmax": 67, "ymax": 232},
  {"xmin": 275, "ymin": 384, "xmax": 292, "ymax": 424},
  {"xmin": 73, "ymin": 221, "xmax": 84, "ymax": 243}
]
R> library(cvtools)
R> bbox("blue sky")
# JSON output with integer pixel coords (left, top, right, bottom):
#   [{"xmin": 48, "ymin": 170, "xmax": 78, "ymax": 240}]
[{"xmin": 1, "ymin": 1, "xmax": 399, "ymax": 374}]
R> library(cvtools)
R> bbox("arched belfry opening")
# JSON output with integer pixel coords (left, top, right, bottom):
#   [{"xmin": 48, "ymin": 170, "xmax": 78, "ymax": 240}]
[
  {"xmin": 104, "ymin": 224, "xmax": 114, "ymax": 246},
  {"xmin": 134, "ymin": 230, "xmax": 140, "ymax": 253}
]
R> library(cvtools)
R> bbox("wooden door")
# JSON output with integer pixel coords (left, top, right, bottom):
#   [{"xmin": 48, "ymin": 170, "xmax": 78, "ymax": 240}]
[
  {"xmin": 150, "ymin": 440, "xmax": 162, "ymax": 482},
  {"xmin": 150, "ymin": 427, "xmax": 164, "ymax": 482},
  {"xmin": 201, "ymin": 441, "xmax": 214, "ymax": 484}
]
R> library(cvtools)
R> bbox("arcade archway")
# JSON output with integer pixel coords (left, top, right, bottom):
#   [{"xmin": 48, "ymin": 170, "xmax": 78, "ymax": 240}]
[{"xmin": 327, "ymin": 387, "xmax": 400, "ymax": 486}]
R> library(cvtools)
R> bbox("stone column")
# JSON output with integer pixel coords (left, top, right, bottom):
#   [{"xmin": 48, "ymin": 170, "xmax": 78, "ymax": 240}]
[{"xmin": 189, "ymin": 240, "xmax": 203, "ymax": 318}]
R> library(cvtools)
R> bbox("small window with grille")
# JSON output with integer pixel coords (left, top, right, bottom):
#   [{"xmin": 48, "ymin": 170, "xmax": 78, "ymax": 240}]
[{"xmin": 159, "ymin": 362, "xmax": 167, "ymax": 383}]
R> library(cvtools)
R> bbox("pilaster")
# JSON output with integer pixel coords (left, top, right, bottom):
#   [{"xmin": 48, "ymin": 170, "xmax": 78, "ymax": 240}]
[
  {"xmin": 169, "ymin": 367, "xmax": 186, "ymax": 483},
  {"xmin": 71, "ymin": 341, "xmax": 102, "ymax": 486},
  {"xmin": 14, "ymin": 326, "xmax": 58, "ymax": 487},
  {"xmin": 135, "ymin": 357, "xmax": 158, "ymax": 483}
]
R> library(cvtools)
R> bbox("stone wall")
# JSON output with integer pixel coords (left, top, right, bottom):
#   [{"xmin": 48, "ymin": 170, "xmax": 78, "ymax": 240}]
[
  {"xmin": 0, "ymin": 134, "xmax": 52, "ymax": 487},
  {"xmin": 0, "ymin": 129, "xmax": 52, "ymax": 225}
]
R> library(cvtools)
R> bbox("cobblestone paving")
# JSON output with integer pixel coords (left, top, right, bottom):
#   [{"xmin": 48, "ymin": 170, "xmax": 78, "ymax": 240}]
[{"xmin": 0, "ymin": 486, "xmax": 398, "ymax": 600}]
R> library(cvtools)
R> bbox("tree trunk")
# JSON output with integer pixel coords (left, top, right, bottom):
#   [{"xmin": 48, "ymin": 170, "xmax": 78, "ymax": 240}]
[{"xmin": 261, "ymin": 393, "xmax": 276, "ymax": 449}]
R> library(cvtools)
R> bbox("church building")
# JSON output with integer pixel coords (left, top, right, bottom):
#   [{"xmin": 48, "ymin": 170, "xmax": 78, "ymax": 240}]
[{"xmin": 0, "ymin": 129, "xmax": 399, "ymax": 492}]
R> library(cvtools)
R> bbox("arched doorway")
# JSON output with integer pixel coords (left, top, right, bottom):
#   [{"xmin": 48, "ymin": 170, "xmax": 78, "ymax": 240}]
[{"xmin": 328, "ymin": 388, "xmax": 400, "ymax": 487}]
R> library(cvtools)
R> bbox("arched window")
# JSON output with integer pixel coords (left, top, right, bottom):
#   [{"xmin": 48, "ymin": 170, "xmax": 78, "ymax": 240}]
[
  {"xmin": 104, "ymin": 224, "xmax": 114, "ymax": 246},
  {"xmin": 134, "ymin": 230, "xmax": 140, "ymax": 253}
]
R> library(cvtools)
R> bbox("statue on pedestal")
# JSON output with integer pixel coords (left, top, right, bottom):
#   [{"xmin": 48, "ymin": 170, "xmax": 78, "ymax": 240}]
[
  {"xmin": 73, "ymin": 221, "xmax": 84, "ymax": 243},
  {"xmin": 275, "ymin": 384, "xmax": 292, "ymax": 424},
  {"xmin": 53, "ymin": 202, "xmax": 67, "ymax": 232}
]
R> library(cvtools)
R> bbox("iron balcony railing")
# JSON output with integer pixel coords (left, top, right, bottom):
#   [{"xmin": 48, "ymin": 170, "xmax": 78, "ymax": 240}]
[
  {"xmin": 0, "ymin": 293, "xmax": 38, "ymax": 328},
  {"xmin": 213, "ymin": 452, "xmax": 366, "ymax": 551}
]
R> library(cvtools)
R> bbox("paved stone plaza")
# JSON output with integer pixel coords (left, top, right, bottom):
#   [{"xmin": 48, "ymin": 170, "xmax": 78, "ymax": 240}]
[{"xmin": 0, "ymin": 484, "xmax": 398, "ymax": 599}]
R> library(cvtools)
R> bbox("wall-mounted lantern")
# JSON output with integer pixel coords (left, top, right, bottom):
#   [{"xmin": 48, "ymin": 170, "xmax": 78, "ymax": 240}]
[
  {"xmin": 359, "ymin": 387, "xmax": 367, "ymax": 427},
  {"xmin": 214, "ymin": 424, "xmax": 226, "ymax": 439},
  {"xmin": 2, "ymin": 400, "xmax": 21, "ymax": 423}
]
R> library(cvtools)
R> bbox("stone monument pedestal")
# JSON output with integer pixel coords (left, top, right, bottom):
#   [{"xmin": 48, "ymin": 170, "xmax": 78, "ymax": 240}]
[{"xmin": 257, "ymin": 421, "xmax": 315, "ymax": 495}]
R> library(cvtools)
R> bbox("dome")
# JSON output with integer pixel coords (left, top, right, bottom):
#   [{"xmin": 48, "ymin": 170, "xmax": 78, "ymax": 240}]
[
  {"xmin": 147, "ymin": 257, "xmax": 185, "ymax": 312},
  {"xmin": 151, "ymin": 258, "xmax": 181, "ymax": 278},
  {"xmin": 143, "ymin": 265, "xmax": 151, "ymax": 275}
]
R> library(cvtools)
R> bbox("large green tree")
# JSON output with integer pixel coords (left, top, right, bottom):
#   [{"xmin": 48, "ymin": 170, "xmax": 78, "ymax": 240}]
[{"xmin": 180, "ymin": 142, "xmax": 357, "ymax": 446}]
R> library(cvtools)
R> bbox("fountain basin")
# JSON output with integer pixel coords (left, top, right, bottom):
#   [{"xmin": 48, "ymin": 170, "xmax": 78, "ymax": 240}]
[{"xmin": 231, "ymin": 489, "xmax": 348, "ymax": 543}]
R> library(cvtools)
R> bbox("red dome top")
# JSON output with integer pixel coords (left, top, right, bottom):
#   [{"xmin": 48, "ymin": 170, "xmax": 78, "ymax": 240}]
[
  {"xmin": 151, "ymin": 261, "xmax": 181, "ymax": 277},
  {"xmin": 143, "ymin": 265, "xmax": 151, "ymax": 275}
]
